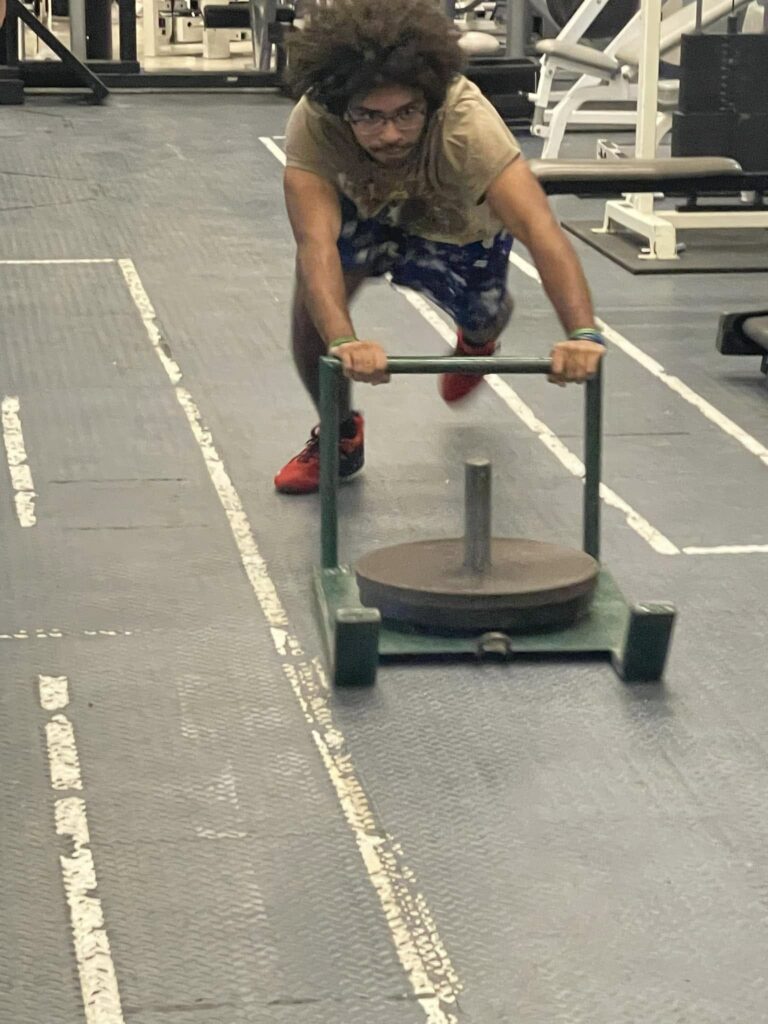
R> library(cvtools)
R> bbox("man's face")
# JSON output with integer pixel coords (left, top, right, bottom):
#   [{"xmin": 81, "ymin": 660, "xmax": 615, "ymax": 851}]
[{"xmin": 346, "ymin": 84, "xmax": 427, "ymax": 166}]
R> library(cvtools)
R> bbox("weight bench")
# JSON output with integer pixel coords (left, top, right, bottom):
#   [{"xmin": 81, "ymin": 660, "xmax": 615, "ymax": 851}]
[
  {"xmin": 202, "ymin": 2, "xmax": 250, "ymax": 59},
  {"xmin": 717, "ymin": 310, "xmax": 768, "ymax": 374},
  {"xmin": 529, "ymin": 155, "xmax": 747, "ymax": 195},
  {"xmin": 530, "ymin": 155, "xmax": 768, "ymax": 264},
  {"xmin": 202, "ymin": 0, "xmax": 293, "ymax": 63},
  {"xmin": 533, "ymin": 0, "xmax": 753, "ymax": 157}
]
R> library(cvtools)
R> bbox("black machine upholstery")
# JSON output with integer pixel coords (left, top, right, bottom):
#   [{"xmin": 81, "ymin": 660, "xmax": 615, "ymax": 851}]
[
  {"xmin": 202, "ymin": 3, "xmax": 250, "ymax": 29},
  {"xmin": 529, "ymin": 156, "xmax": 768, "ymax": 198},
  {"xmin": 717, "ymin": 310, "xmax": 768, "ymax": 375}
]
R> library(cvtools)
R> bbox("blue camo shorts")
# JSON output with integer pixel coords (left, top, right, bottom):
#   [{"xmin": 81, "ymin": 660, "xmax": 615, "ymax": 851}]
[{"xmin": 336, "ymin": 197, "xmax": 514, "ymax": 342}]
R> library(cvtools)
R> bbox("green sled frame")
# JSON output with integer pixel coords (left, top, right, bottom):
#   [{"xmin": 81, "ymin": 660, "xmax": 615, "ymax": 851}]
[{"xmin": 313, "ymin": 355, "xmax": 675, "ymax": 687}]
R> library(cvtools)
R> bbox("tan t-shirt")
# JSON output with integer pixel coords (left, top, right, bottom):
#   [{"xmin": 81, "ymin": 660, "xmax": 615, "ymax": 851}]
[{"xmin": 284, "ymin": 75, "xmax": 521, "ymax": 246}]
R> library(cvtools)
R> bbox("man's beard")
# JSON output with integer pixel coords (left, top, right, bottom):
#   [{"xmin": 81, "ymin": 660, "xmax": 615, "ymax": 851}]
[{"xmin": 369, "ymin": 144, "xmax": 415, "ymax": 164}]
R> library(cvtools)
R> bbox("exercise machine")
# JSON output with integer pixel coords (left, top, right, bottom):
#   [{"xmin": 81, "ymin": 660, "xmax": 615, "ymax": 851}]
[
  {"xmin": 533, "ymin": 0, "xmax": 753, "ymax": 158},
  {"xmin": 143, "ymin": 0, "xmax": 293, "ymax": 65},
  {"xmin": 591, "ymin": 0, "xmax": 768, "ymax": 260},
  {"xmin": 531, "ymin": 0, "xmax": 643, "ymax": 143}
]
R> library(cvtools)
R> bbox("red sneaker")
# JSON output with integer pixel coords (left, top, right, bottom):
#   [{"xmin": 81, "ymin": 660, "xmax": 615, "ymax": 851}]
[
  {"xmin": 274, "ymin": 413, "xmax": 364, "ymax": 494},
  {"xmin": 439, "ymin": 331, "xmax": 498, "ymax": 403}
]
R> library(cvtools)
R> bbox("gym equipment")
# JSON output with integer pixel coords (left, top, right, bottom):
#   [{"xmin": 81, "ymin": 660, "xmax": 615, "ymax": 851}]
[
  {"xmin": 531, "ymin": 0, "xmax": 670, "ymax": 153},
  {"xmin": 0, "ymin": 0, "xmax": 108, "ymax": 101},
  {"xmin": 547, "ymin": 0, "xmax": 638, "ymax": 36},
  {"xmin": 742, "ymin": 0, "xmax": 768, "ymax": 30},
  {"xmin": 312, "ymin": 355, "xmax": 675, "ymax": 687},
  {"xmin": 441, "ymin": 0, "xmax": 539, "ymax": 124},
  {"xmin": 530, "ymin": 153, "xmax": 763, "ymax": 193},
  {"xmin": 533, "ymin": 0, "xmax": 753, "ymax": 158},
  {"xmin": 144, "ymin": 0, "xmax": 292, "ymax": 63},
  {"xmin": 593, "ymin": 0, "xmax": 768, "ymax": 261},
  {"xmin": 671, "ymin": 34, "xmax": 768, "ymax": 171},
  {"xmin": 201, "ymin": 3, "xmax": 252, "ymax": 60},
  {"xmin": 356, "ymin": 463, "xmax": 600, "ymax": 632},
  {"xmin": 447, "ymin": 0, "xmax": 539, "ymax": 59},
  {"xmin": 529, "ymin": 155, "xmax": 768, "ymax": 270},
  {"xmin": 143, "ymin": 0, "xmax": 205, "ymax": 58},
  {"xmin": 717, "ymin": 309, "xmax": 768, "ymax": 373},
  {"xmin": 464, "ymin": 55, "xmax": 537, "ymax": 125}
]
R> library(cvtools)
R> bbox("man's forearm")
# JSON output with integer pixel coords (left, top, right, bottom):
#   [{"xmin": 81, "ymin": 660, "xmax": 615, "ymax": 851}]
[
  {"xmin": 526, "ymin": 229, "xmax": 596, "ymax": 336},
  {"xmin": 296, "ymin": 241, "xmax": 355, "ymax": 347}
]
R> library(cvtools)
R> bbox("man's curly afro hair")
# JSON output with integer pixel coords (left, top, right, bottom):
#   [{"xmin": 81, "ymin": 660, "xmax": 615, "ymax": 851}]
[{"xmin": 285, "ymin": 0, "xmax": 465, "ymax": 116}]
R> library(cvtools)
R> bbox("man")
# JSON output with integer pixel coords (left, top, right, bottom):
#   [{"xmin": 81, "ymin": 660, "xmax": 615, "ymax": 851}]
[{"xmin": 274, "ymin": 0, "xmax": 605, "ymax": 494}]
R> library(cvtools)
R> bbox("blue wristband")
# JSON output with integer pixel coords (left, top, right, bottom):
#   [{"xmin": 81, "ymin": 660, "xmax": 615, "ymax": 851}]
[{"xmin": 569, "ymin": 328, "xmax": 606, "ymax": 345}]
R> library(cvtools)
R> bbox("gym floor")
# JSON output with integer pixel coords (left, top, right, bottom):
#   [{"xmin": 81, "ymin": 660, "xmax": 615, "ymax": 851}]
[{"xmin": 2, "ymin": 93, "xmax": 768, "ymax": 1024}]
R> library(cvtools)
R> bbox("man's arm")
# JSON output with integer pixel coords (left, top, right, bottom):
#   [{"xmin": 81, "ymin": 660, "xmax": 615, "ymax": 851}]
[
  {"xmin": 486, "ymin": 157, "xmax": 604, "ymax": 384},
  {"xmin": 284, "ymin": 167, "xmax": 389, "ymax": 383},
  {"xmin": 284, "ymin": 166, "xmax": 355, "ymax": 344}
]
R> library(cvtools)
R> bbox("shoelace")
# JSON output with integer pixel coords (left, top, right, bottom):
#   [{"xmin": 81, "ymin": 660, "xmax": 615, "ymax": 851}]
[
  {"xmin": 296, "ymin": 427, "xmax": 321, "ymax": 463},
  {"xmin": 296, "ymin": 422, "xmax": 359, "ymax": 463}
]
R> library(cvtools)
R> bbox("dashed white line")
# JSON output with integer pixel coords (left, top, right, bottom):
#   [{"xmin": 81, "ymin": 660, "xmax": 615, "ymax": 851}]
[
  {"xmin": 40, "ymin": 674, "xmax": 70, "ymax": 710},
  {"xmin": 683, "ymin": 543, "xmax": 768, "ymax": 555},
  {"xmin": 119, "ymin": 258, "xmax": 461, "ymax": 1024},
  {"xmin": 46, "ymin": 715, "xmax": 83, "ymax": 790},
  {"xmin": 2, "ymin": 395, "xmax": 36, "ymax": 527},
  {"xmin": 508, "ymin": 251, "xmax": 768, "ymax": 467},
  {"xmin": 0, "ymin": 628, "xmax": 133, "ymax": 640},
  {"xmin": 56, "ymin": 798, "xmax": 125, "ymax": 1024},
  {"xmin": 0, "ymin": 258, "xmax": 116, "ymax": 265},
  {"xmin": 38, "ymin": 675, "xmax": 125, "ymax": 1024}
]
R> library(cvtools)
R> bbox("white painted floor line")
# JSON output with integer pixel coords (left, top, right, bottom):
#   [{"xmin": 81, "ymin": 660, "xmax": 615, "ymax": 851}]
[
  {"xmin": 683, "ymin": 543, "xmax": 768, "ymax": 555},
  {"xmin": 46, "ymin": 715, "xmax": 83, "ymax": 790},
  {"xmin": 508, "ymin": 251, "xmax": 768, "ymax": 467},
  {"xmin": 38, "ymin": 675, "xmax": 125, "ymax": 1024},
  {"xmin": 40, "ymin": 674, "xmax": 70, "ymax": 710},
  {"xmin": 259, "ymin": 136, "xmax": 287, "ymax": 166},
  {"xmin": 2, "ymin": 395, "xmax": 36, "ymax": 527},
  {"xmin": 396, "ymin": 286, "xmax": 680, "ymax": 556},
  {"xmin": 119, "ymin": 258, "xmax": 461, "ymax": 1024},
  {"xmin": 0, "ymin": 259, "xmax": 116, "ymax": 265},
  {"xmin": 507, "ymin": 251, "xmax": 541, "ymax": 284},
  {"xmin": 0, "ymin": 628, "xmax": 133, "ymax": 640}
]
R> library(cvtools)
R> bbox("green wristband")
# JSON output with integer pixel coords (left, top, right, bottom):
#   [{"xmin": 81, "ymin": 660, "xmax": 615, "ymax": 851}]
[{"xmin": 328, "ymin": 335, "xmax": 357, "ymax": 350}]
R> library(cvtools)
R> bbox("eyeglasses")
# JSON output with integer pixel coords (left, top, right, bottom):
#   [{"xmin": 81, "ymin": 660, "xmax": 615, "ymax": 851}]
[{"xmin": 345, "ymin": 104, "xmax": 427, "ymax": 133}]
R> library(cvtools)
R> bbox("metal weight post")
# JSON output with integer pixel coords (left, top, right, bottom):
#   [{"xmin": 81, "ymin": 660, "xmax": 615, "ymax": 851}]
[{"xmin": 464, "ymin": 459, "xmax": 492, "ymax": 573}]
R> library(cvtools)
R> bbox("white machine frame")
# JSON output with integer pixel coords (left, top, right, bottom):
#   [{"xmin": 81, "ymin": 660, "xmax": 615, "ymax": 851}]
[
  {"xmin": 595, "ymin": 0, "xmax": 768, "ymax": 258},
  {"xmin": 531, "ymin": 0, "xmax": 639, "ymax": 126},
  {"xmin": 533, "ymin": 0, "xmax": 753, "ymax": 157}
]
